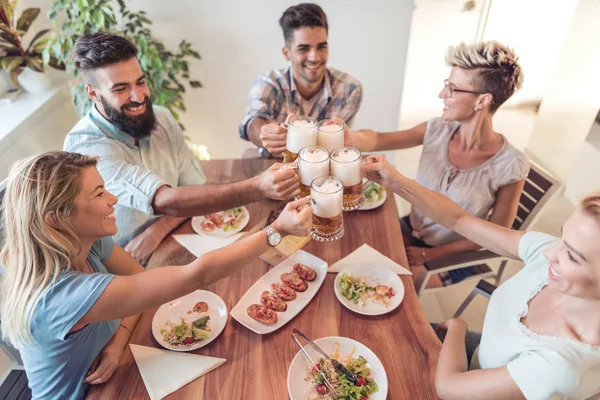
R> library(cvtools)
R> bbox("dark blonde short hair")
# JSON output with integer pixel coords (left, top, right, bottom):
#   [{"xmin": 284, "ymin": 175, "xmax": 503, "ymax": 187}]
[{"xmin": 446, "ymin": 41, "xmax": 524, "ymax": 112}]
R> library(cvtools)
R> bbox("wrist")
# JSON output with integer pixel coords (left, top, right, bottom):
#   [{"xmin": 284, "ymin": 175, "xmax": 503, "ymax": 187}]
[
  {"xmin": 270, "ymin": 221, "xmax": 284, "ymax": 236},
  {"xmin": 250, "ymin": 175, "xmax": 266, "ymax": 198},
  {"xmin": 448, "ymin": 318, "xmax": 468, "ymax": 332}
]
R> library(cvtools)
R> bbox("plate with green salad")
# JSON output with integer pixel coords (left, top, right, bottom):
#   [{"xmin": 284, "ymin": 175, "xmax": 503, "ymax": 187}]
[
  {"xmin": 334, "ymin": 264, "xmax": 404, "ymax": 316},
  {"xmin": 359, "ymin": 182, "xmax": 386, "ymax": 211},
  {"xmin": 152, "ymin": 290, "xmax": 228, "ymax": 351},
  {"xmin": 287, "ymin": 336, "xmax": 388, "ymax": 400}
]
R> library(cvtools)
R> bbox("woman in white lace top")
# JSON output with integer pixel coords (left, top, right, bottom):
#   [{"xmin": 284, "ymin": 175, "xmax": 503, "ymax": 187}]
[{"xmin": 363, "ymin": 156, "xmax": 600, "ymax": 400}]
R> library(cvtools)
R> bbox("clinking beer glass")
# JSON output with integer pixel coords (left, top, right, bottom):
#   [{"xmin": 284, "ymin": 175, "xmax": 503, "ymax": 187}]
[
  {"xmin": 297, "ymin": 146, "xmax": 330, "ymax": 198},
  {"xmin": 310, "ymin": 176, "xmax": 344, "ymax": 242},
  {"xmin": 283, "ymin": 116, "xmax": 318, "ymax": 163},
  {"xmin": 330, "ymin": 147, "xmax": 372, "ymax": 211}
]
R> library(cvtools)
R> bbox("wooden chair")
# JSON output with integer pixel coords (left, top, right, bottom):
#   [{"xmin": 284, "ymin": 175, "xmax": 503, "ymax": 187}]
[{"xmin": 414, "ymin": 163, "xmax": 560, "ymax": 298}]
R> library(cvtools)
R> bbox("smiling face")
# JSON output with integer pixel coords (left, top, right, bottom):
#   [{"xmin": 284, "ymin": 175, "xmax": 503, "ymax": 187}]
[
  {"xmin": 283, "ymin": 27, "xmax": 329, "ymax": 91},
  {"xmin": 85, "ymin": 57, "xmax": 156, "ymax": 139},
  {"xmin": 542, "ymin": 210, "xmax": 600, "ymax": 300},
  {"xmin": 439, "ymin": 67, "xmax": 492, "ymax": 122},
  {"xmin": 68, "ymin": 167, "xmax": 119, "ymax": 242}
]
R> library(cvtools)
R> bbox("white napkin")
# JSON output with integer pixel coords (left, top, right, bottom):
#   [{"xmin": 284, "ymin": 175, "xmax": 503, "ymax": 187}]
[
  {"xmin": 173, "ymin": 233, "xmax": 244, "ymax": 257},
  {"xmin": 328, "ymin": 243, "xmax": 412, "ymax": 275},
  {"xmin": 129, "ymin": 344, "xmax": 226, "ymax": 400}
]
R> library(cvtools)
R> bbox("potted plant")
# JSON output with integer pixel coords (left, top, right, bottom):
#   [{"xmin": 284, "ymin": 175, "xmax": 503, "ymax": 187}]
[
  {"xmin": 0, "ymin": 0, "xmax": 63, "ymax": 93},
  {"xmin": 45, "ymin": 0, "xmax": 202, "ymax": 130}
]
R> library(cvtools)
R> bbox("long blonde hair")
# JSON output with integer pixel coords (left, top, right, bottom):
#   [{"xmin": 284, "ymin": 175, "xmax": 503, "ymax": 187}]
[{"xmin": 0, "ymin": 151, "xmax": 98, "ymax": 347}]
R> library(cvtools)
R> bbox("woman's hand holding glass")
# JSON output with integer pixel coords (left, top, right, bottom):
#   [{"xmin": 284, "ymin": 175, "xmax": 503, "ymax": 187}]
[{"xmin": 271, "ymin": 196, "xmax": 313, "ymax": 237}]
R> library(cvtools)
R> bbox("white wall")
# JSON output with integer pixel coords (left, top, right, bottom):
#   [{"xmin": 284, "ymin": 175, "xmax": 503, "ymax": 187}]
[
  {"xmin": 482, "ymin": 0, "xmax": 577, "ymax": 104},
  {"xmin": 398, "ymin": 0, "xmax": 576, "ymax": 116},
  {"xmin": 526, "ymin": 0, "xmax": 600, "ymax": 183},
  {"xmin": 111, "ymin": 0, "xmax": 415, "ymax": 159}
]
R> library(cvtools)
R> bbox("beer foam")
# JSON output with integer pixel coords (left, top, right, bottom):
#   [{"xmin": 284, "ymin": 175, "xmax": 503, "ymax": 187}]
[
  {"xmin": 319, "ymin": 123, "xmax": 343, "ymax": 132},
  {"xmin": 292, "ymin": 119, "xmax": 316, "ymax": 128},
  {"xmin": 301, "ymin": 147, "xmax": 329, "ymax": 163},
  {"xmin": 315, "ymin": 177, "xmax": 342, "ymax": 194},
  {"xmin": 333, "ymin": 148, "xmax": 360, "ymax": 162}
]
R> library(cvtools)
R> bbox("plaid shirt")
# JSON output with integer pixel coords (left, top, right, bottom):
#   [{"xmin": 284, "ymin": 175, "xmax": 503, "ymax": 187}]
[{"xmin": 239, "ymin": 66, "xmax": 362, "ymax": 142}]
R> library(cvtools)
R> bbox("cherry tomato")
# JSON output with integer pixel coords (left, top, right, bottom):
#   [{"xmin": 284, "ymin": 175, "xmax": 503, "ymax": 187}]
[
  {"xmin": 360, "ymin": 397, "xmax": 367, "ymax": 400},
  {"xmin": 311, "ymin": 364, "xmax": 321, "ymax": 374},
  {"xmin": 356, "ymin": 376, "xmax": 367, "ymax": 387},
  {"xmin": 316, "ymin": 384, "xmax": 327, "ymax": 395},
  {"xmin": 182, "ymin": 337, "xmax": 194, "ymax": 345}
]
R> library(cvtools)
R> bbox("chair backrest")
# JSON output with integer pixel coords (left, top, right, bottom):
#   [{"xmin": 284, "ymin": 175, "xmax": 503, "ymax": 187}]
[{"xmin": 513, "ymin": 163, "xmax": 560, "ymax": 230}]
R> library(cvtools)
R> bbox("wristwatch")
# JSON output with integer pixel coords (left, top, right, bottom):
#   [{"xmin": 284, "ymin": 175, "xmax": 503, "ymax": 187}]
[{"xmin": 264, "ymin": 225, "xmax": 282, "ymax": 247}]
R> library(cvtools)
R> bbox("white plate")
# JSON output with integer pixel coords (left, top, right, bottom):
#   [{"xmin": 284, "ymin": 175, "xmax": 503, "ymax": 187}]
[
  {"xmin": 334, "ymin": 264, "xmax": 404, "ymax": 316},
  {"xmin": 152, "ymin": 290, "xmax": 228, "ymax": 352},
  {"xmin": 230, "ymin": 250, "xmax": 328, "ymax": 335},
  {"xmin": 359, "ymin": 183, "xmax": 387, "ymax": 211},
  {"xmin": 287, "ymin": 336, "xmax": 388, "ymax": 400},
  {"xmin": 191, "ymin": 206, "xmax": 250, "ymax": 237}
]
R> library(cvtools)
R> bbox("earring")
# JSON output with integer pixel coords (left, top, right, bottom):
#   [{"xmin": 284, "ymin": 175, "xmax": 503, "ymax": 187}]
[{"xmin": 474, "ymin": 106, "xmax": 480, "ymax": 111}]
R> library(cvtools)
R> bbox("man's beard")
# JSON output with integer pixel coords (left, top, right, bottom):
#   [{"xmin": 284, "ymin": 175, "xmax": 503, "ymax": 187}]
[{"xmin": 100, "ymin": 96, "xmax": 157, "ymax": 139}]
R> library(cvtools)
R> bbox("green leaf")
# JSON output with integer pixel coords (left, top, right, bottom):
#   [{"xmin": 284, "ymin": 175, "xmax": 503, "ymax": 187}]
[
  {"xmin": 48, "ymin": 55, "xmax": 66, "ymax": 70},
  {"xmin": 16, "ymin": 8, "xmax": 40, "ymax": 33},
  {"xmin": 42, "ymin": 46, "xmax": 50, "ymax": 65},
  {"xmin": 26, "ymin": 28, "xmax": 50, "ymax": 53},
  {"xmin": 31, "ymin": 36, "xmax": 50, "ymax": 53},
  {"xmin": 0, "ymin": 29, "xmax": 21, "ymax": 48},
  {"xmin": 25, "ymin": 57, "xmax": 43, "ymax": 72},
  {"xmin": 0, "ymin": 55, "xmax": 25, "ymax": 72}
]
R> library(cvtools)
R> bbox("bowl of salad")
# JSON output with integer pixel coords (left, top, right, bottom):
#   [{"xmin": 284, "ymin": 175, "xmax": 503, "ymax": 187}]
[
  {"xmin": 152, "ymin": 290, "xmax": 228, "ymax": 351},
  {"xmin": 287, "ymin": 336, "xmax": 388, "ymax": 400},
  {"xmin": 359, "ymin": 183, "xmax": 386, "ymax": 211},
  {"xmin": 191, "ymin": 206, "xmax": 250, "ymax": 237}
]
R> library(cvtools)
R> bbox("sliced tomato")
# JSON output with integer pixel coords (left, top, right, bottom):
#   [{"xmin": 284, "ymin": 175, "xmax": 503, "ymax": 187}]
[
  {"xmin": 356, "ymin": 376, "xmax": 367, "ymax": 387},
  {"xmin": 311, "ymin": 364, "xmax": 321, "ymax": 374}
]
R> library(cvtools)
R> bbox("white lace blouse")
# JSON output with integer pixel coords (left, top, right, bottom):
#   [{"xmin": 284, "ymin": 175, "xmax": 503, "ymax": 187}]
[{"xmin": 473, "ymin": 232, "xmax": 600, "ymax": 400}]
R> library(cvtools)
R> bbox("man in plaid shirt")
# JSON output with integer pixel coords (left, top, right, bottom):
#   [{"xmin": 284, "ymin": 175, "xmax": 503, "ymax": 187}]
[{"xmin": 239, "ymin": 3, "xmax": 363, "ymax": 157}]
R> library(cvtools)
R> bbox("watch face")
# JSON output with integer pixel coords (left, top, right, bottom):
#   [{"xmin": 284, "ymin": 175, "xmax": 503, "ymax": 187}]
[{"xmin": 268, "ymin": 232, "xmax": 282, "ymax": 246}]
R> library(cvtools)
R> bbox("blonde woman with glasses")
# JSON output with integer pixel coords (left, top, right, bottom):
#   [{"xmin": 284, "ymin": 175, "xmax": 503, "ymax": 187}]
[
  {"xmin": 348, "ymin": 41, "xmax": 530, "ymax": 287},
  {"xmin": 363, "ymin": 155, "xmax": 600, "ymax": 399},
  {"xmin": 0, "ymin": 151, "xmax": 312, "ymax": 399}
]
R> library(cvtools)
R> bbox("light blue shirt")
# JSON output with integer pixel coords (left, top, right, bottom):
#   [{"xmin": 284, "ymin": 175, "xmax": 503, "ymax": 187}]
[
  {"xmin": 64, "ymin": 105, "xmax": 206, "ymax": 246},
  {"xmin": 20, "ymin": 236, "xmax": 118, "ymax": 400}
]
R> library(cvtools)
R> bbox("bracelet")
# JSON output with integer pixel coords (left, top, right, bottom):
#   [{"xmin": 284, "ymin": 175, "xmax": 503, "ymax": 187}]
[{"xmin": 119, "ymin": 324, "xmax": 132, "ymax": 336}]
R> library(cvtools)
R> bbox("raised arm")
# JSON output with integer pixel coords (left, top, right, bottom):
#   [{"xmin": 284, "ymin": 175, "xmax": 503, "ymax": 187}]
[
  {"xmin": 152, "ymin": 162, "xmax": 300, "ymax": 216},
  {"xmin": 77, "ymin": 196, "xmax": 312, "ymax": 325},
  {"xmin": 348, "ymin": 122, "xmax": 427, "ymax": 153},
  {"xmin": 414, "ymin": 178, "xmax": 526, "ymax": 263},
  {"xmin": 362, "ymin": 155, "xmax": 524, "ymax": 259}
]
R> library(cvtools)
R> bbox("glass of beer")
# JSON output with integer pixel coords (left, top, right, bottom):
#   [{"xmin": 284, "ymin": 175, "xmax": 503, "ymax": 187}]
[
  {"xmin": 298, "ymin": 146, "xmax": 330, "ymax": 198},
  {"xmin": 330, "ymin": 147, "xmax": 366, "ymax": 211},
  {"xmin": 317, "ymin": 119, "xmax": 344, "ymax": 153},
  {"xmin": 310, "ymin": 176, "xmax": 344, "ymax": 242},
  {"xmin": 284, "ymin": 116, "xmax": 317, "ymax": 163}
]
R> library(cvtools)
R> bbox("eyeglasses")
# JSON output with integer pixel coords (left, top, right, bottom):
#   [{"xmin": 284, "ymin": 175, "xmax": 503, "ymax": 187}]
[{"xmin": 443, "ymin": 79, "xmax": 488, "ymax": 98}]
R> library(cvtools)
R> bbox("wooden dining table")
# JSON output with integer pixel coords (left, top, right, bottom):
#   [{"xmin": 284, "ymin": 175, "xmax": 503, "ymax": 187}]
[{"xmin": 88, "ymin": 158, "xmax": 441, "ymax": 400}]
